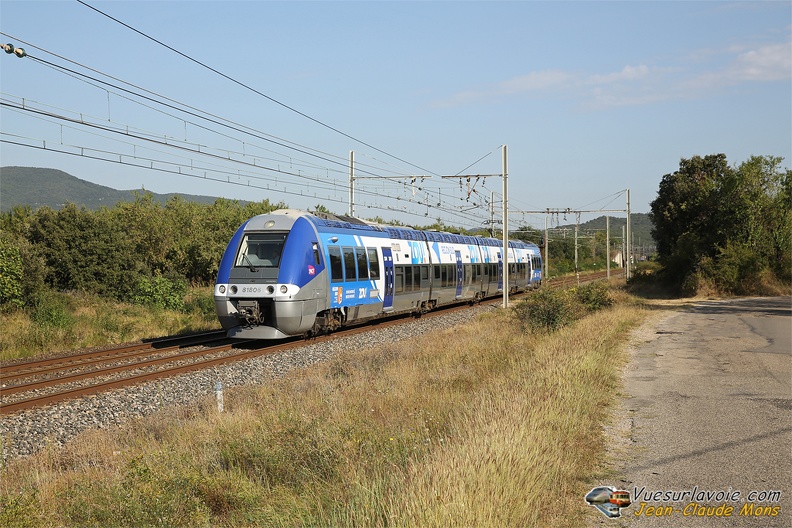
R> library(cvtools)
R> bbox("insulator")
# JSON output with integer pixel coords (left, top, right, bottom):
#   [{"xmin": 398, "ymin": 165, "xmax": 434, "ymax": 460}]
[
  {"xmin": 2, "ymin": 43, "xmax": 14, "ymax": 54},
  {"xmin": 14, "ymin": 47, "xmax": 26, "ymax": 58}
]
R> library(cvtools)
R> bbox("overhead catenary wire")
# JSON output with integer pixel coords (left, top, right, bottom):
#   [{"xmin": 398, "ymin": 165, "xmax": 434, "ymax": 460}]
[
  {"xmin": 0, "ymin": 30, "xmax": 498, "ymax": 229},
  {"xmin": 0, "ymin": 32, "xmax": 416, "ymax": 184},
  {"xmin": 75, "ymin": 0, "xmax": 440, "ymax": 179}
]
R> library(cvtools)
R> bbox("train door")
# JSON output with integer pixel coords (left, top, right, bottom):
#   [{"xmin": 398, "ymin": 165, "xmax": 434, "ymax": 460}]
[
  {"xmin": 382, "ymin": 247, "xmax": 394, "ymax": 311},
  {"xmin": 455, "ymin": 250, "xmax": 463, "ymax": 299},
  {"xmin": 497, "ymin": 252, "xmax": 504, "ymax": 291},
  {"xmin": 483, "ymin": 261, "xmax": 491, "ymax": 295}
]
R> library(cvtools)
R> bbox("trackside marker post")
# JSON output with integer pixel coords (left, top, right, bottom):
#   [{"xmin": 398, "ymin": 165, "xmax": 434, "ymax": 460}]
[{"xmin": 216, "ymin": 381, "xmax": 224, "ymax": 412}]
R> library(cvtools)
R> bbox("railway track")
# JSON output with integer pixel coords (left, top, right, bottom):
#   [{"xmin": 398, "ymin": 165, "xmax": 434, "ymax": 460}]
[
  {"xmin": 0, "ymin": 270, "xmax": 620, "ymax": 415},
  {"xmin": 0, "ymin": 306, "xmax": 458, "ymax": 415}
]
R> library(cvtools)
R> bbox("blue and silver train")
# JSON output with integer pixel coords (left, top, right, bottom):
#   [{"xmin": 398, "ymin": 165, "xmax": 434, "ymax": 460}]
[{"xmin": 214, "ymin": 209, "xmax": 542, "ymax": 339}]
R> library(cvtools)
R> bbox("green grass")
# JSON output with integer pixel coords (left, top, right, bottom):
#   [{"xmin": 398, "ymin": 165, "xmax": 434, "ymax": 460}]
[
  {"xmin": 1, "ymin": 285, "xmax": 648, "ymax": 527},
  {"xmin": 0, "ymin": 287, "xmax": 218, "ymax": 362}
]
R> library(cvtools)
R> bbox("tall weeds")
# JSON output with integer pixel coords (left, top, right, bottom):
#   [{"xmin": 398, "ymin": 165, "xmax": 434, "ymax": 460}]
[{"xmin": 1, "ymin": 290, "xmax": 646, "ymax": 527}]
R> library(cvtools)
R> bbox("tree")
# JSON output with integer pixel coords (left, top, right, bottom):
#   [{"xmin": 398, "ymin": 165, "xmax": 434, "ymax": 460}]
[{"xmin": 649, "ymin": 154, "xmax": 791, "ymax": 293}]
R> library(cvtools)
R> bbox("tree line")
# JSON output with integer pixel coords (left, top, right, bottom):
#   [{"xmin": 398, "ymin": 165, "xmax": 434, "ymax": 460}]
[
  {"xmin": 0, "ymin": 194, "xmax": 285, "ymax": 310},
  {"xmin": 649, "ymin": 154, "xmax": 791, "ymax": 294},
  {"xmin": 2, "ymin": 153, "xmax": 788, "ymax": 312}
]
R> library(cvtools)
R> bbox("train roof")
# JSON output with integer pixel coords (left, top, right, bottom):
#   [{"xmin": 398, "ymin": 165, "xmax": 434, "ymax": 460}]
[{"xmin": 263, "ymin": 209, "xmax": 540, "ymax": 249}]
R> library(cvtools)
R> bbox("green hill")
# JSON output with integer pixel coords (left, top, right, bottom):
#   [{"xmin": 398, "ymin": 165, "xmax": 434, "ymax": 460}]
[
  {"xmin": 566, "ymin": 214, "xmax": 655, "ymax": 247},
  {"xmin": 0, "ymin": 166, "xmax": 224, "ymax": 212}
]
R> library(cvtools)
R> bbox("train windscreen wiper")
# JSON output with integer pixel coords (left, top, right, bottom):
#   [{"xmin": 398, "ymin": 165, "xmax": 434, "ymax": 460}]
[{"xmin": 241, "ymin": 253, "xmax": 257, "ymax": 271}]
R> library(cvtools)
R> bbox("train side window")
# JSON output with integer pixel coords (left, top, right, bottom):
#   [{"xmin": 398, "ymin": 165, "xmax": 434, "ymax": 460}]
[
  {"xmin": 367, "ymin": 248, "xmax": 380, "ymax": 280},
  {"xmin": 329, "ymin": 246, "xmax": 343, "ymax": 283},
  {"xmin": 434, "ymin": 265, "xmax": 441, "ymax": 280},
  {"xmin": 357, "ymin": 247, "xmax": 369, "ymax": 280},
  {"xmin": 394, "ymin": 266, "xmax": 404, "ymax": 293},
  {"xmin": 343, "ymin": 247, "xmax": 357, "ymax": 282},
  {"xmin": 421, "ymin": 265, "xmax": 429, "ymax": 283},
  {"xmin": 405, "ymin": 266, "xmax": 413, "ymax": 291}
]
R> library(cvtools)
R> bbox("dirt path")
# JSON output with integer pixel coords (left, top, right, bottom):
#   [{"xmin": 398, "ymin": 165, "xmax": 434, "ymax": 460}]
[{"xmin": 588, "ymin": 296, "xmax": 791, "ymax": 527}]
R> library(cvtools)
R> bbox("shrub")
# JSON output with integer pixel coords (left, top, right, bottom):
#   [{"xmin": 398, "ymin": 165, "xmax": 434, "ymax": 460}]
[
  {"xmin": 512, "ymin": 288, "xmax": 578, "ymax": 333},
  {"xmin": 0, "ymin": 238, "xmax": 24, "ymax": 310},
  {"xmin": 574, "ymin": 280, "xmax": 613, "ymax": 313},
  {"xmin": 31, "ymin": 292, "xmax": 74, "ymax": 330},
  {"xmin": 130, "ymin": 275, "xmax": 187, "ymax": 311},
  {"xmin": 182, "ymin": 288, "xmax": 216, "ymax": 317}
]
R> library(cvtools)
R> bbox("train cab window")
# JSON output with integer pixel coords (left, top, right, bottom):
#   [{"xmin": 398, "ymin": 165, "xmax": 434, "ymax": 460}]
[
  {"xmin": 312, "ymin": 242, "xmax": 321, "ymax": 266},
  {"xmin": 367, "ymin": 248, "xmax": 380, "ymax": 280},
  {"xmin": 356, "ymin": 248, "xmax": 369, "ymax": 280},
  {"xmin": 329, "ymin": 246, "xmax": 343, "ymax": 283},
  {"xmin": 236, "ymin": 233, "xmax": 285, "ymax": 268},
  {"xmin": 343, "ymin": 247, "xmax": 357, "ymax": 282}
]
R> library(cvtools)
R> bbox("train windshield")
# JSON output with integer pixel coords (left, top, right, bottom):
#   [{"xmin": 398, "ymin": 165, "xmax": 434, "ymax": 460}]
[{"xmin": 235, "ymin": 233, "xmax": 286, "ymax": 268}]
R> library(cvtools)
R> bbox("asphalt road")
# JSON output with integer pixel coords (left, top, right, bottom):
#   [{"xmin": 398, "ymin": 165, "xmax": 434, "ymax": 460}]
[{"xmin": 588, "ymin": 296, "xmax": 791, "ymax": 527}]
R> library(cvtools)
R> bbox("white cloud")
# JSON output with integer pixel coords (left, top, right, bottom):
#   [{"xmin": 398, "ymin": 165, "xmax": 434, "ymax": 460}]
[
  {"xmin": 433, "ymin": 36, "xmax": 790, "ymax": 111},
  {"xmin": 432, "ymin": 70, "xmax": 572, "ymax": 108},
  {"xmin": 728, "ymin": 41, "xmax": 791, "ymax": 82},
  {"xmin": 495, "ymin": 70, "xmax": 574, "ymax": 94},
  {"xmin": 586, "ymin": 65, "xmax": 651, "ymax": 85}
]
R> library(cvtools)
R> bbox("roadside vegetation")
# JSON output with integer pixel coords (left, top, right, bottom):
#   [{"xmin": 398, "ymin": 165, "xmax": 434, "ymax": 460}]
[
  {"xmin": 647, "ymin": 154, "xmax": 791, "ymax": 296},
  {"xmin": 1, "ymin": 281, "xmax": 642, "ymax": 527}
]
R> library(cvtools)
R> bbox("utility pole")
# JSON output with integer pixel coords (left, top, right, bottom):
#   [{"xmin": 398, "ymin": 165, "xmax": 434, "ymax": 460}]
[
  {"xmin": 520, "ymin": 204, "xmax": 627, "ymax": 280},
  {"xmin": 441, "ymin": 145, "xmax": 509, "ymax": 308},
  {"xmin": 490, "ymin": 191, "xmax": 495, "ymax": 237},
  {"xmin": 606, "ymin": 215, "xmax": 610, "ymax": 280},
  {"xmin": 574, "ymin": 212, "xmax": 580, "ymax": 285},
  {"xmin": 348, "ymin": 150, "xmax": 355, "ymax": 216},
  {"xmin": 544, "ymin": 214, "xmax": 549, "ymax": 279},
  {"xmin": 502, "ymin": 145, "xmax": 508, "ymax": 308},
  {"xmin": 626, "ymin": 188, "xmax": 631, "ymax": 280}
]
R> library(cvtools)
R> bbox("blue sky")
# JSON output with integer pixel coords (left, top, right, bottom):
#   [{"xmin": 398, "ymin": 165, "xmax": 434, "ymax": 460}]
[{"xmin": 1, "ymin": 0, "xmax": 790, "ymax": 230}]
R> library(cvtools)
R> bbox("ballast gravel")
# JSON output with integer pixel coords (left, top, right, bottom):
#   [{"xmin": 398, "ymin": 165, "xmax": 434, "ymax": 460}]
[{"xmin": 1, "ymin": 306, "xmax": 493, "ymax": 463}]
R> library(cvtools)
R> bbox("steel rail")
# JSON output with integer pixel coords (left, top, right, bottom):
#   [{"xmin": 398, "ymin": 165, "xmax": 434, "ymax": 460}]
[{"xmin": 1, "ymin": 330, "xmax": 226, "ymax": 377}]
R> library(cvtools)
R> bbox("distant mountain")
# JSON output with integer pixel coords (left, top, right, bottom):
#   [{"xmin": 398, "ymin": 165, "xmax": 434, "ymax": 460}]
[
  {"xmin": 0, "ymin": 166, "xmax": 225, "ymax": 212},
  {"xmin": 555, "ymin": 214, "xmax": 655, "ymax": 248}
]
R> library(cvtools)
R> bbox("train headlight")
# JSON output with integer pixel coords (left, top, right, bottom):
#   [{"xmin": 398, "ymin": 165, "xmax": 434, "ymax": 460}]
[
  {"xmin": 218, "ymin": 285, "xmax": 226, "ymax": 294},
  {"xmin": 230, "ymin": 285, "xmax": 238, "ymax": 294},
  {"xmin": 280, "ymin": 285, "xmax": 288, "ymax": 294},
  {"xmin": 267, "ymin": 285, "xmax": 275, "ymax": 294}
]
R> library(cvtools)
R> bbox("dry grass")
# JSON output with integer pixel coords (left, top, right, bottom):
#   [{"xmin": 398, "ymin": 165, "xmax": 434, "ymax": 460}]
[
  {"xmin": 1, "ymin": 293, "xmax": 647, "ymax": 527},
  {"xmin": 0, "ymin": 289, "xmax": 217, "ymax": 362}
]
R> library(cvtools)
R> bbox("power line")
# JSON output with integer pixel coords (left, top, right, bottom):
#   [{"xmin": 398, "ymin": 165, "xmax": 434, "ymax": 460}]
[
  {"xmin": 76, "ymin": 0, "xmax": 440, "ymax": 178},
  {"xmin": 0, "ymin": 32, "xmax": 496, "ymax": 227}
]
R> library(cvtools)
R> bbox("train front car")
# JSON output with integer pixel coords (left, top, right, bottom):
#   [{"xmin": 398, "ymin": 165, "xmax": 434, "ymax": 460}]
[{"xmin": 214, "ymin": 210, "xmax": 327, "ymax": 339}]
